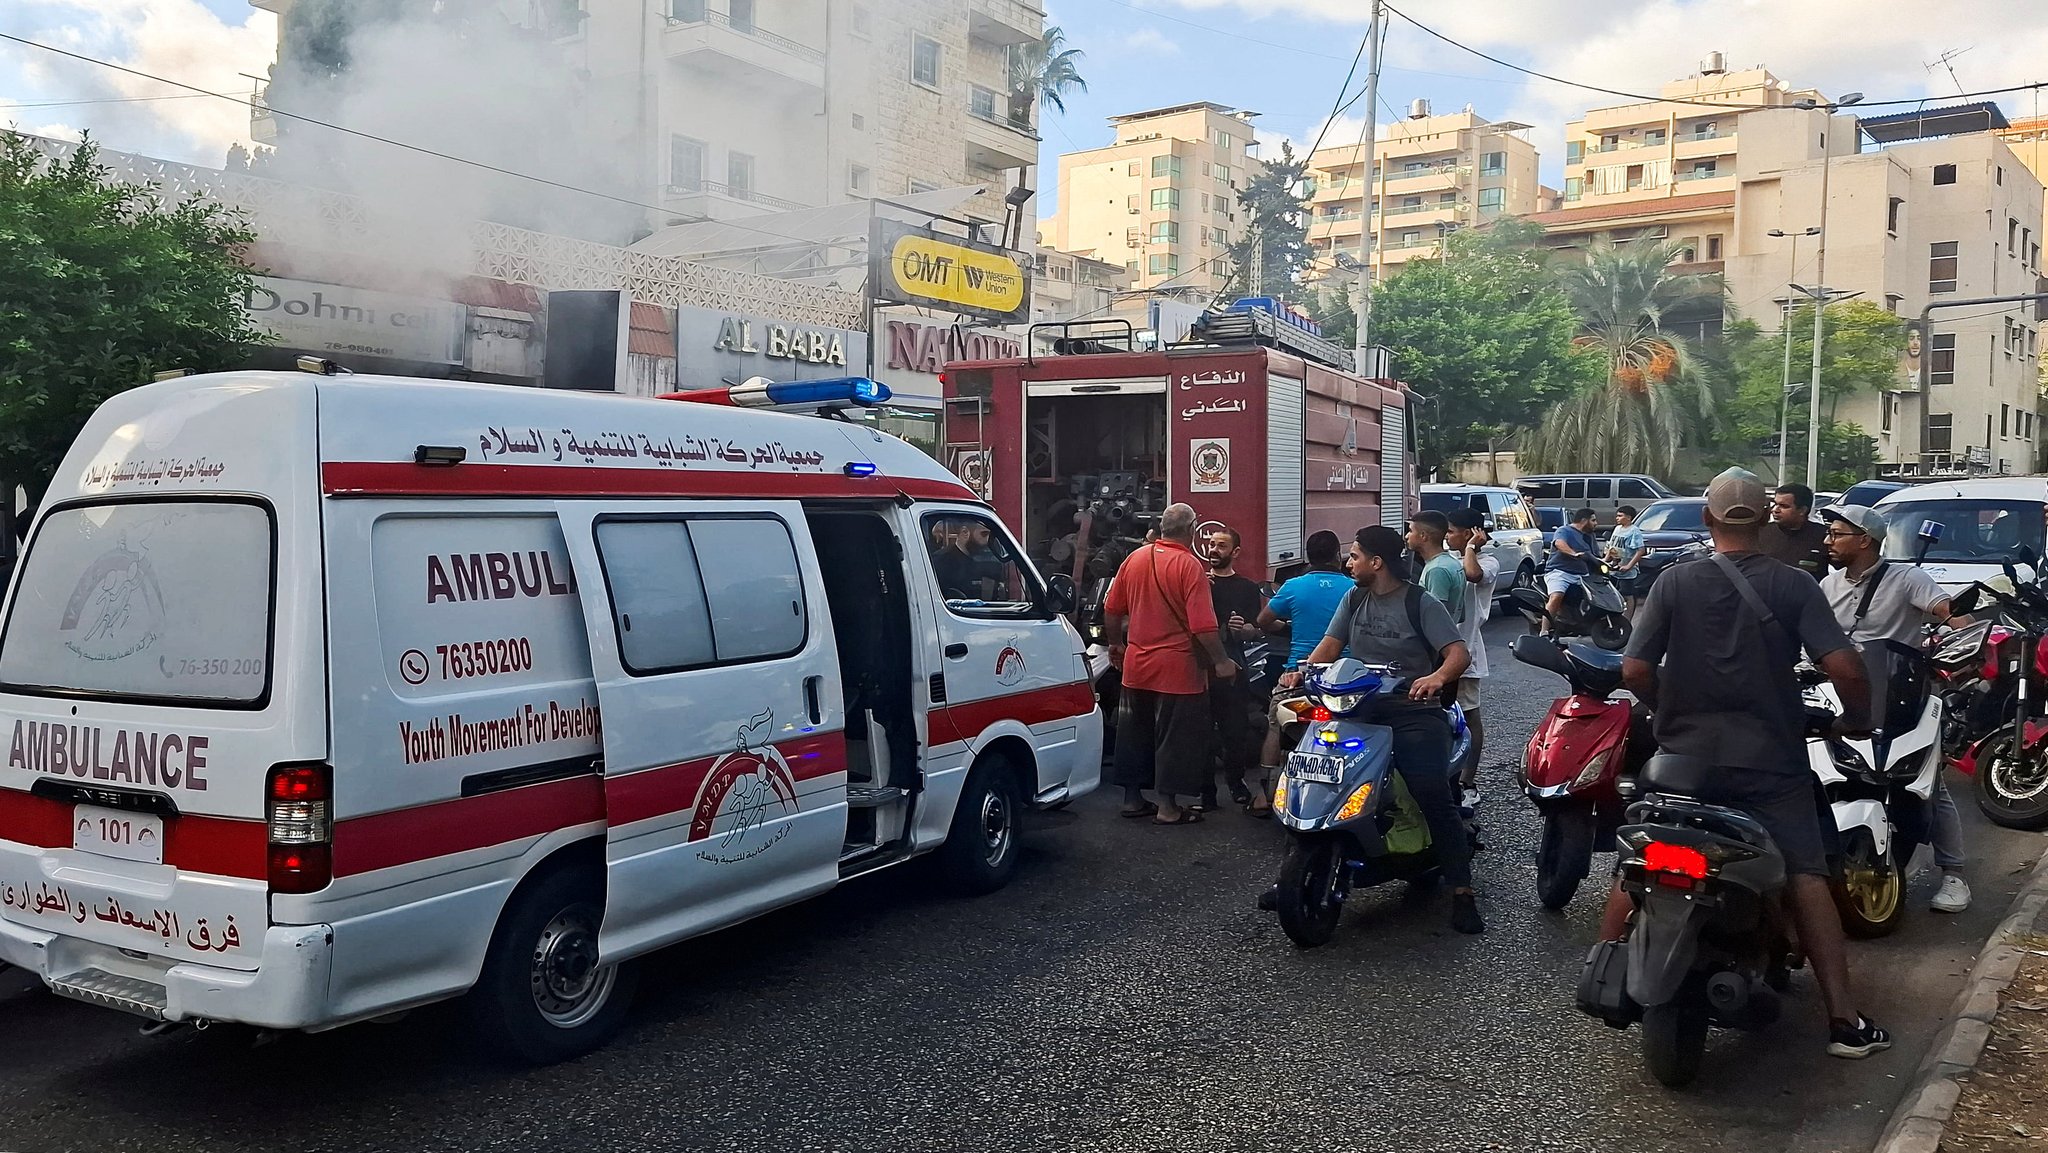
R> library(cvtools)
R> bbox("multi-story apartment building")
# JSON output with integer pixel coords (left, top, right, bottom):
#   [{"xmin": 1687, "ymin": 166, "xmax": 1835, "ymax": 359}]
[
  {"xmin": 1043, "ymin": 102, "xmax": 1265, "ymax": 297},
  {"xmin": 1303, "ymin": 103, "xmax": 1542, "ymax": 283},
  {"xmin": 1029, "ymin": 243, "xmax": 1129, "ymax": 326},
  {"xmin": 250, "ymin": 0, "xmax": 1045, "ymax": 234},
  {"xmin": 1727, "ymin": 104, "xmax": 2046, "ymax": 477},
  {"xmin": 1528, "ymin": 57, "xmax": 1820, "ymax": 272}
]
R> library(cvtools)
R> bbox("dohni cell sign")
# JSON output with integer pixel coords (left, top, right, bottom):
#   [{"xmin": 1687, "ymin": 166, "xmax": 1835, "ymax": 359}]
[{"xmin": 244, "ymin": 277, "xmax": 466, "ymax": 365}]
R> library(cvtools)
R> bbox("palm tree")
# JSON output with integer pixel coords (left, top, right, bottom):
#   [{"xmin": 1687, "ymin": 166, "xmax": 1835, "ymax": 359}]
[
  {"xmin": 1522, "ymin": 234, "xmax": 1725, "ymax": 475},
  {"xmin": 1009, "ymin": 26, "xmax": 1087, "ymax": 118}
]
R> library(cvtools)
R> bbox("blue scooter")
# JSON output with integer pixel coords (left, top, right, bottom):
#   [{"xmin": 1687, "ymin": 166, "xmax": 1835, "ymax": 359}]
[{"xmin": 1269, "ymin": 658, "xmax": 1472, "ymax": 947}]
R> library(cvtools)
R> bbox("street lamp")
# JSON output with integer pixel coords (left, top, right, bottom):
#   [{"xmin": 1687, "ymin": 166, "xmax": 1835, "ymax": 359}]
[
  {"xmin": 1768, "ymin": 226, "xmax": 1821, "ymax": 481},
  {"xmin": 1798, "ymin": 91, "xmax": 1863, "ymax": 486}
]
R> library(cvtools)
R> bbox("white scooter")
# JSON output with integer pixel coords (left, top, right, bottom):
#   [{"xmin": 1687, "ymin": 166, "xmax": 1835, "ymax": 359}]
[{"xmin": 1801, "ymin": 640, "xmax": 1942, "ymax": 939}]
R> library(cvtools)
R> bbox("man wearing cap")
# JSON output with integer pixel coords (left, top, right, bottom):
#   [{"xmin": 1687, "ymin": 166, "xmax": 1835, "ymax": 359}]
[
  {"xmin": 1612, "ymin": 467, "xmax": 1893, "ymax": 1059},
  {"xmin": 1820, "ymin": 503, "xmax": 1974, "ymax": 913}
]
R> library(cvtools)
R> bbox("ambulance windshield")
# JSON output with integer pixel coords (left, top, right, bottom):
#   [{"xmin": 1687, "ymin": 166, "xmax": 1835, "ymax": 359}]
[{"xmin": 0, "ymin": 500, "xmax": 275, "ymax": 706}]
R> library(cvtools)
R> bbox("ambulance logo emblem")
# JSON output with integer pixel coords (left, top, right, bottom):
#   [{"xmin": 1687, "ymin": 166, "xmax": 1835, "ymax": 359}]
[
  {"xmin": 59, "ymin": 542, "xmax": 164, "ymax": 663},
  {"xmin": 994, "ymin": 638, "xmax": 1028, "ymax": 687},
  {"xmin": 689, "ymin": 709, "xmax": 799, "ymax": 864}
]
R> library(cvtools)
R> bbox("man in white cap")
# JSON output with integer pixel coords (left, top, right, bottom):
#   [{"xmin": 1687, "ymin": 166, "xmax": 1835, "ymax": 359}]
[
  {"xmin": 1819, "ymin": 502, "xmax": 1974, "ymax": 913},
  {"xmin": 1610, "ymin": 467, "xmax": 1893, "ymax": 1059}
]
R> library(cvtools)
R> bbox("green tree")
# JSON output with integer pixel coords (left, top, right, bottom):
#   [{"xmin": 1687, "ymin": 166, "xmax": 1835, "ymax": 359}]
[
  {"xmin": 1009, "ymin": 26, "xmax": 1088, "ymax": 116},
  {"xmin": 1521, "ymin": 234, "xmax": 1726, "ymax": 476},
  {"xmin": 1362, "ymin": 226, "xmax": 1598, "ymax": 477},
  {"xmin": 1714, "ymin": 300, "xmax": 1906, "ymax": 486},
  {"xmin": 1225, "ymin": 141, "xmax": 1313, "ymax": 299},
  {"xmin": 0, "ymin": 134, "xmax": 263, "ymax": 496}
]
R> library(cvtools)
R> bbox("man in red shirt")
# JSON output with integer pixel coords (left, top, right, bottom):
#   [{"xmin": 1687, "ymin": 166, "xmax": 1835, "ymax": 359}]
[{"xmin": 1106, "ymin": 503, "xmax": 1239, "ymax": 824}]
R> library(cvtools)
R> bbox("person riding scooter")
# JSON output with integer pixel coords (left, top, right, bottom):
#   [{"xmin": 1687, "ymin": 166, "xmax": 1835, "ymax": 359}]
[
  {"xmin": 1818, "ymin": 503, "xmax": 1975, "ymax": 914},
  {"xmin": 1603, "ymin": 468, "xmax": 1891, "ymax": 1059}
]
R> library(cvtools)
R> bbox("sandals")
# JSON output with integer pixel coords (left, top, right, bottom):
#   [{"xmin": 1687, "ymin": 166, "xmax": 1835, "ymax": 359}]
[
  {"xmin": 1119, "ymin": 801, "xmax": 1160, "ymax": 819},
  {"xmin": 1154, "ymin": 810, "xmax": 1204, "ymax": 826}
]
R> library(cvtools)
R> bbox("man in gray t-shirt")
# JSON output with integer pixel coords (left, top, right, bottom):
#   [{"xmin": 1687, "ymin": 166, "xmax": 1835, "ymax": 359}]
[{"xmin": 1298, "ymin": 526, "xmax": 1481, "ymax": 934}]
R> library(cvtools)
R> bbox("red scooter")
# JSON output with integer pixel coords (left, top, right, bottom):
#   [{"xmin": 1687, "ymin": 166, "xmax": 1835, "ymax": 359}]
[{"xmin": 1511, "ymin": 630, "xmax": 1652, "ymax": 909}]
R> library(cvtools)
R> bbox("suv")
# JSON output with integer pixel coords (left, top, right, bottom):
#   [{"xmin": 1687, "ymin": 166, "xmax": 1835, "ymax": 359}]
[
  {"xmin": 1419, "ymin": 483, "xmax": 1546, "ymax": 601},
  {"xmin": 1516, "ymin": 474, "xmax": 1675, "ymax": 522}
]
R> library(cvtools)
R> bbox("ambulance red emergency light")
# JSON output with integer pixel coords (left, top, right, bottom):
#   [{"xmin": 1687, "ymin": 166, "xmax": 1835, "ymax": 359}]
[{"xmin": 0, "ymin": 366, "xmax": 1099, "ymax": 1062}]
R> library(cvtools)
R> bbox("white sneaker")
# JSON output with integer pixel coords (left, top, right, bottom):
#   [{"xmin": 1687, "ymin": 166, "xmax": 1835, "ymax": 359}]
[{"xmin": 1931, "ymin": 874, "xmax": 1972, "ymax": 914}]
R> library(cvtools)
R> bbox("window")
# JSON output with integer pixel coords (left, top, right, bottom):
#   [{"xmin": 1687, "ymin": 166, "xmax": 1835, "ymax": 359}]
[
  {"xmin": 908, "ymin": 178, "xmax": 939, "ymax": 194},
  {"xmin": 1585, "ymin": 479, "xmax": 1613, "ymax": 500},
  {"xmin": 2003, "ymin": 404, "xmax": 2012, "ymax": 438},
  {"xmin": 1401, "ymin": 231, "xmax": 1421, "ymax": 247},
  {"xmin": 1212, "ymin": 229, "xmax": 1227, "ymax": 247},
  {"xmin": 1693, "ymin": 122, "xmax": 1717, "ymax": 140},
  {"xmin": 1149, "ymin": 221, "xmax": 1178, "ymax": 244},
  {"xmin": 922, "ymin": 514, "xmax": 1045, "ymax": 619},
  {"xmin": 728, "ymin": 0, "xmax": 754, "ymax": 32},
  {"xmin": 1152, "ymin": 154, "xmax": 1182, "ymax": 180},
  {"xmin": 1888, "ymin": 197, "xmax": 1903, "ymax": 235},
  {"xmin": 1127, "ymin": 162, "xmax": 1140, "ymax": 177},
  {"xmin": 1926, "ymin": 413, "xmax": 1953, "ymax": 453},
  {"xmin": 1562, "ymin": 479, "xmax": 1585, "ymax": 500},
  {"xmin": 0, "ymin": 500, "xmax": 274, "ymax": 705},
  {"xmin": 1480, "ymin": 151, "xmax": 1506, "ymax": 176},
  {"xmin": 1478, "ymin": 187, "xmax": 1504, "ymax": 210},
  {"xmin": 848, "ymin": 164, "xmax": 868, "ymax": 194},
  {"xmin": 850, "ymin": 112, "xmax": 864, "ymax": 131},
  {"xmin": 1691, "ymin": 161, "xmax": 1717, "ymax": 178},
  {"xmin": 727, "ymin": 150, "xmax": 754, "ymax": 195},
  {"xmin": 1930, "ymin": 240, "xmax": 1959, "ymax": 293},
  {"xmin": 1519, "ymin": 479, "xmax": 1563, "ymax": 500},
  {"xmin": 2012, "ymin": 218, "xmax": 2020, "ymax": 256},
  {"xmin": 1618, "ymin": 478, "xmax": 1659, "ymax": 501},
  {"xmin": 2028, "ymin": 229, "xmax": 2036, "ymax": 268},
  {"xmin": 1566, "ymin": 141, "xmax": 1584, "ymax": 164},
  {"xmin": 969, "ymin": 85, "xmax": 998, "ymax": 120},
  {"xmin": 911, "ymin": 34, "xmax": 942, "ymax": 89},
  {"xmin": 595, "ymin": 517, "xmax": 806, "ymax": 674},
  {"xmin": 1933, "ymin": 163, "xmax": 1957, "ymax": 186},
  {"xmin": 1645, "ymin": 128, "xmax": 1668, "ymax": 145},
  {"xmin": 1706, "ymin": 235, "xmax": 1723, "ymax": 260},
  {"xmin": 1625, "ymin": 165, "xmax": 1645, "ymax": 191},
  {"xmin": 1147, "ymin": 253, "xmax": 1179, "ymax": 275},
  {"xmin": 1881, "ymin": 395, "xmax": 1893, "ymax": 433},
  {"xmin": 669, "ymin": 135, "xmax": 705, "ymax": 191},
  {"xmin": 1438, "ymin": 191, "xmax": 1457, "ymax": 205},
  {"xmin": 1885, "ymin": 294, "xmax": 1903, "ymax": 314},
  {"xmin": 1126, "ymin": 194, "xmax": 1138, "ymax": 212},
  {"xmin": 849, "ymin": 3, "xmax": 870, "ymax": 37},
  {"xmin": 1402, "ymin": 161, "xmax": 1427, "ymax": 174},
  {"xmin": 1211, "ymin": 129, "xmax": 1236, "ymax": 152},
  {"xmin": 671, "ymin": 0, "xmax": 705, "ymax": 19},
  {"xmin": 1200, "ymin": 192, "xmax": 1209, "ymax": 211},
  {"xmin": 1150, "ymin": 187, "xmax": 1180, "ymax": 211},
  {"xmin": 1998, "ymin": 166, "xmax": 2005, "ymax": 185},
  {"xmin": 1564, "ymin": 176, "xmax": 1584, "ymax": 202},
  {"xmin": 2033, "ymin": 242, "xmax": 2042, "ymax": 269},
  {"xmin": 1930, "ymin": 332, "xmax": 1957, "ymax": 385},
  {"xmin": 1215, "ymin": 165, "xmax": 1232, "ymax": 186}
]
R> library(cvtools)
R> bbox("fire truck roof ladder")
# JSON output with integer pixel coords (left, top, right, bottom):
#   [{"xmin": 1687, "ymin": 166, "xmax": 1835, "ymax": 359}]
[
  {"xmin": 1184, "ymin": 309, "xmax": 1355, "ymax": 372},
  {"xmin": 1028, "ymin": 319, "xmax": 1138, "ymax": 364}
]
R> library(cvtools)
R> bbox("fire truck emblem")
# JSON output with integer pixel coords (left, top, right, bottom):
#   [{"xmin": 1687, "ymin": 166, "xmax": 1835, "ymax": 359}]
[
  {"xmin": 1189, "ymin": 438, "xmax": 1231, "ymax": 493},
  {"xmin": 689, "ymin": 709, "xmax": 799, "ymax": 863},
  {"xmin": 951, "ymin": 449, "xmax": 992, "ymax": 500}
]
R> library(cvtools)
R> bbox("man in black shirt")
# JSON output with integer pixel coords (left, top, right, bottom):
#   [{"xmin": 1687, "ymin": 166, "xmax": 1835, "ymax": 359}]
[
  {"xmin": 1612, "ymin": 467, "xmax": 1890, "ymax": 1059},
  {"xmin": 931, "ymin": 518, "xmax": 993, "ymax": 599},
  {"xmin": 1204, "ymin": 527, "xmax": 1266, "ymax": 812},
  {"xmin": 1761, "ymin": 482, "xmax": 1830, "ymax": 580}
]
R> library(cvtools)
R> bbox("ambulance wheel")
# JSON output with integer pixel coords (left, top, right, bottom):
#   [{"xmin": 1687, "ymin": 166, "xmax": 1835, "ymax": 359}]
[
  {"xmin": 936, "ymin": 755, "xmax": 1023, "ymax": 896},
  {"xmin": 471, "ymin": 867, "xmax": 639, "ymax": 1064}
]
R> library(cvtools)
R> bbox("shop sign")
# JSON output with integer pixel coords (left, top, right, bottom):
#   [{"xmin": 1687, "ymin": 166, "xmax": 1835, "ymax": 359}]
[
  {"xmin": 243, "ymin": 277, "xmax": 466, "ymax": 365},
  {"xmin": 869, "ymin": 220, "xmax": 1031, "ymax": 324},
  {"xmin": 674, "ymin": 305, "xmax": 869, "ymax": 387}
]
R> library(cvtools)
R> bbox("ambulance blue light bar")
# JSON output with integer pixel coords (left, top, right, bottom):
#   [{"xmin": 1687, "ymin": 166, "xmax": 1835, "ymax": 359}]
[{"xmin": 665, "ymin": 376, "xmax": 892, "ymax": 410}]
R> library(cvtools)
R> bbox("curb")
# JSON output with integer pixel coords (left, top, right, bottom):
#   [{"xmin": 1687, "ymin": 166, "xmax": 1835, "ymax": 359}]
[{"xmin": 1873, "ymin": 844, "xmax": 2048, "ymax": 1153}]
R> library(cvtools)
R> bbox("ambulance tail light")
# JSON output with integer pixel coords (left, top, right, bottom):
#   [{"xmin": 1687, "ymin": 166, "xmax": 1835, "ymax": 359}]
[
  {"xmin": 663, "ymin": 376, "xmax": 891, "ymax": 410},
  {"xmin": 267, "ymin": 763, "xmax": 332, "ymax": 895}
]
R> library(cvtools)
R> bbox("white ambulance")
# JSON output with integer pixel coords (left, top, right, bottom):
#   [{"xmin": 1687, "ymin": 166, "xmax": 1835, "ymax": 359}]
[{"xmin": 0, "ymin": 368, "xmax": 1101, "ymax": 1061}]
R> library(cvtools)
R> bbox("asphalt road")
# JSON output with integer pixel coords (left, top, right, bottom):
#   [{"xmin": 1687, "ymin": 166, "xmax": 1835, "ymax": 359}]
[{"xmin": 1, "ymin": 616, "xmax": 2043, "ymax": 1153}]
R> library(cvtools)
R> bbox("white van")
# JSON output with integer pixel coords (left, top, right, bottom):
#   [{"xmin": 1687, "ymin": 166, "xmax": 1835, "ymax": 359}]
[
  {"xmin": 1873, "ymin": 477, "xmax": 2047, "ymax": 591},
  {"xmin": 0, "ymin": 370, "xmax": 1101, "ymax": 1061}
]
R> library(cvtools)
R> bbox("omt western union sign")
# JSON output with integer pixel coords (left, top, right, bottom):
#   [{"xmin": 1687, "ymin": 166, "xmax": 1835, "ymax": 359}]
[{"xmin": 870, "ymin": 220, "xmax": 1032, "ymax": 324}]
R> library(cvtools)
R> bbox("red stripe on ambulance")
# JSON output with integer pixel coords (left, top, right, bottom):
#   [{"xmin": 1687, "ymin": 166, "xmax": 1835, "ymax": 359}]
[
  {"xmin": 321, "ymin": 462, "xmax": 977, "ymax": 503},
  {"xmin": 929, "ymin": 682, "xmax": 1097, "ymax": 749}
]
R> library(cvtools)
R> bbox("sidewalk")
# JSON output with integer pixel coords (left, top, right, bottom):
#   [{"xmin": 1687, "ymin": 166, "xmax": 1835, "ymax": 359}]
[{"xmin": 1878, "ymin": 849, "xmax": 2048, "ymax": 1153}]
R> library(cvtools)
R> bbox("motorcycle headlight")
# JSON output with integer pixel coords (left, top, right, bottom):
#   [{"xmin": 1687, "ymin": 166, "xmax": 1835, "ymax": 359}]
[
  {"xmin": 1316, "ymin": 692, "xmax": 1366, "ymax": 715},
  {"xmin": 1336, "ymin": 782, "xmax": 1375, "ymax": 821},
  {"xmin": 1271, "ymin": 776, "xmax": 1290, "ymax": 815},
  {"xmin": 1570, "ymin": 750, "xmax": 1613, "ymax": 790}
]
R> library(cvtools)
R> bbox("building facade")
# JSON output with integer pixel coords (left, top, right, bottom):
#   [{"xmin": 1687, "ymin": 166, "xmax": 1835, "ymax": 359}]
[
  {"xmin": 1043, "ymin": 102, "xmax": 1265, "ymax": 297},
  {"xmin": 1726, "ymin": 106, "xmax": 2046, "ymax": 477},
  {"xmin": 251, "ymin": 0, "xmax": 1045, "ymax": 233},
  {"xmin": 1303, "ymin": 104, "xmax": 1542, "ymax": 283}
]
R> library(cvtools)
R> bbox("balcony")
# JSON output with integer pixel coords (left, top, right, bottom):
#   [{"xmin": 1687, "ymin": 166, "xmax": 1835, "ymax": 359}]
[
  {"xmin": 1673, "ymin": 167, "xmax": 1727, "ymax": 183},
  {"xmin": 663, "ymin": 8, "xmax": 825, "ymax": 95},
  {"xmin": 1384, "ymin": 164, "xmax": 1467, "ymax": 188},
  {"xmin": 249, "ymin": 81, "xmax": 276, "ymax": 145},
  {"xmin": 662, "ymin": 180, "xmax": 810, "ymax": 223},
  {"xmin": 1385, "ymin": 201, "xmax": 1457, "ymax": 217},
  {"xmin": 1675, "ymin": 132, "xmax": 1737, "ymax": 160},
  {"xmin": 965, "ymin": 102, "xmax": 1040, "ymax": 170},
  {"xmin": 969, "ymin": 0, "xmax": 1043, "ymax": 46}
]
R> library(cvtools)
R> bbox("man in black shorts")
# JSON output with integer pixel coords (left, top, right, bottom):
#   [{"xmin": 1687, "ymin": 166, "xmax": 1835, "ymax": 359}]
[{"xmin": 1609, "ymin": 467, "xmax": 1891, "ymax": 1059}]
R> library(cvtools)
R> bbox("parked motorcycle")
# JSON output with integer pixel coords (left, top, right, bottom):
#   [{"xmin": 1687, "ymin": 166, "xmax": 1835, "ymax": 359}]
[
  {"xmin": 1518, "ymin": 566, "xmax": 1631, "ymax": 650},
  {"xmin": 1577, "ymin": 752, "xmax": 1803, "ymax": 1088},
  {"xmin": 1269, "ymin": 659, "xmax": 1472, "ymax": 948},
  {"xmin": 1511, "ymin": 631, "xmax": 1652, "ymax": 911},
  {"xmin": 1799, "ymin": 648, "xmax": 1941, "ymax": 938},
  {"xmin": 1937, "ymin": 575, "xmax": 2048, "ymax": 829}
]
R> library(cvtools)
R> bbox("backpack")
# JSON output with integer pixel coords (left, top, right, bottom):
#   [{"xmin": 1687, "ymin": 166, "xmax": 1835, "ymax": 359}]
[{"xmin": 1344, "ymin": 582, "xmax": 1453, "ymax": 707}]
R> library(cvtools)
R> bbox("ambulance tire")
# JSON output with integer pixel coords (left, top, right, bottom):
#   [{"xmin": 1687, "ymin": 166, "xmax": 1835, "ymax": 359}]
[
  {"xmin": 471, "ymin": 866, "xmax": 639, "ymax": 1065},
  {"xmin": 936, "ymin": 755, "xmax": 1025, "ymax": 896}
]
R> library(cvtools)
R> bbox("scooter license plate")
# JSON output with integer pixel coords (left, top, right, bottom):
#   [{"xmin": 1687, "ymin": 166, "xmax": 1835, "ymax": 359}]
[{"xmin": 1287, "ymin": 751, "xmax": 1346, "ymax": 785}]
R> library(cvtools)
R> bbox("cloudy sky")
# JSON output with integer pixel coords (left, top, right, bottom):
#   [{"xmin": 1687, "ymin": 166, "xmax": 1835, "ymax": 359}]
[{"xmin": 3, "ymin": 0, "xmax": 2045, "ymax": 218}]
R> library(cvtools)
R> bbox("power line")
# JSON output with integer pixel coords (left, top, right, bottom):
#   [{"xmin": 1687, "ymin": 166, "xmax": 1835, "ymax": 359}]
[{"xmin": 0, "ymin": 93, "xmax": 214, "ymax": 110}]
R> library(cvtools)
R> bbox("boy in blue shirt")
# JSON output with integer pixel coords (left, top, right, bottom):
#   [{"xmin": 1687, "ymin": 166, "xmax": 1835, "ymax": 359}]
[
  {"xmin": 1544, "ymin": 506, "xmax": 1598, "ymax": 633},
  {"xmin": 1252, "ymin": 530, "xmax": 1350, "ymax": 811}
]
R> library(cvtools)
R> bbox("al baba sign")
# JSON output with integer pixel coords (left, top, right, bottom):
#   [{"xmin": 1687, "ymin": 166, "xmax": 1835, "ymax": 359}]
[{"xmin": 869, "ymin": 219, "xmax": 1031, "ymax": 325}]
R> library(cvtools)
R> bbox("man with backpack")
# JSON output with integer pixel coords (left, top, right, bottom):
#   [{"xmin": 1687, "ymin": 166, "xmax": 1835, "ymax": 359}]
[{"xmin": 1297, "ymin": 525, "xmax": 1482, "ymax": 934}]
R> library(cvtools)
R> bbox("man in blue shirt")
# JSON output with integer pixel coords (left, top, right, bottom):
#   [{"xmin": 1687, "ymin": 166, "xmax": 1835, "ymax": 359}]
[
  {"xmin": 1253, "ymin": 530, "xmax": 1351, "ymax": 807},
  {"xmin": 1544, "ymin": 506, "xmax": 1598, "ymax": 632},
  {"xmin": 1609, "ymin": 505, "xmax": 1648, "ymax": 615}
]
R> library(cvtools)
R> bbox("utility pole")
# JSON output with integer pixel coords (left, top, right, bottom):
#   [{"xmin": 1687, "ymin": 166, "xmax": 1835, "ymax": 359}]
[
  {"xmin": 1804, "ymin": 94, "xmax": 1863, "ymax": 485},
  {"xmin": 1768, "ymin": 227, "xmax": 1819, "ymax": 481},
  {"xmin": 1351, "ymin": 0, "xmax": 1384, "ymax": 374}
]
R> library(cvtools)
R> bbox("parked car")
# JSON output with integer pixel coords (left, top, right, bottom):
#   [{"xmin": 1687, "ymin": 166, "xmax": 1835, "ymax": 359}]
[
  {"xmin": 1420, "ymin": 483, "xmax": 1546, "ymax": 600},
  {"xmin": 1838, "ymin": 479, "xmax": 1910, "ymax": 508},
  {"xmin": 1516, "ymin": 473, "xmax": 1676, "ymax": 522},
  {"xmin": 1629, "ymin": 497, "xmax": 1713, "ymax": 589},
  {"xmin": 1875, "ymin": 478, "xmax": 2047, "ymax": 591},
  {"xmin": 1814, "ymin": 491, "xmax": 1844, "ymax": 508},
  {"xmin": 1535, "ymin": 505, "xmax": 1566, "ymax": 560}
]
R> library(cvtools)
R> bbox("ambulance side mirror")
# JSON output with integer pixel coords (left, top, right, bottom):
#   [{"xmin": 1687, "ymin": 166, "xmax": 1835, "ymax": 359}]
[{"xmin": 1045, "ymin": 573, "xmax": 1079, "ymax": 616}]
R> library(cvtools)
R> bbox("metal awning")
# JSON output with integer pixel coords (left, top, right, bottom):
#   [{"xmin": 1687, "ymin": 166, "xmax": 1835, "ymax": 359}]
[
  {"xmin": 1858, "ymin": 101, "xmax": 2010, "ymax": 144},
  {"xmin": 630, "ymin": 186, "xmax": 990, "ymax": 259}
]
